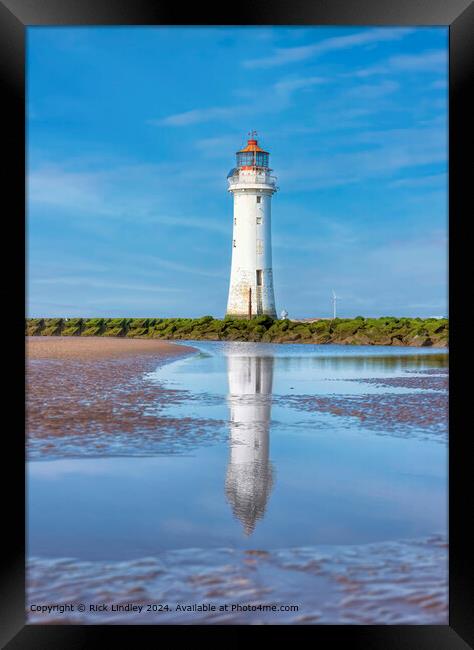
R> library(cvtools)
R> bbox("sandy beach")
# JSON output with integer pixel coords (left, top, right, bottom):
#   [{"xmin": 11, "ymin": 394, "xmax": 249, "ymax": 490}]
[
  {"xmin": 26, "ymin": 336, "xmax": 196, "ymax": 360},
  {"xmin": 26, "ymin": 336, "xmax": 210, "ymax": 459}
]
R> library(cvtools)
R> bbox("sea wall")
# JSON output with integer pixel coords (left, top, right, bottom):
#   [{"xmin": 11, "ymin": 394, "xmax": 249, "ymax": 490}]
[{"xmin": 26, "ymin": 316, "xmax": 448, "ymax": 347}]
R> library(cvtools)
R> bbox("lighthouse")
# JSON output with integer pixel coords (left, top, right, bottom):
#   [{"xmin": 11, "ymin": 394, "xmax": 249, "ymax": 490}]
[
  {"xmin": 226, "ymin": 133, "xmax": 278, "ymax": 319},
  {"xmin": 225, "ymin": 351, "xmax": 274, "ymax": 535}
]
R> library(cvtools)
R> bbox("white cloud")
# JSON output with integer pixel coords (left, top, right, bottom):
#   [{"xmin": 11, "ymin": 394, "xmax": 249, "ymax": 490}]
[
  {"xmin": 353, "ymin": 49, "xmax": 447, "ymax": 78},
  {"xmin": 149, "ymin": 105, "xmax": 241, "ymax": 127},
  {"xmin": 152, "ymin": 46, "xmax": 444, "ymax": 131},
  {"xmin": 31, "ymin": 277, "xmax": 187, "ymax": 293},
  {"xmin": 28, "ymin": 165, "xmax": 108, "ymax": 214},
  {"xmin": 152, "ymin": 75, "xmax": 328, "ymax": 128},
  {"xmin": 145, "ymin": 214, "xmax": 227, "ymax": 235},
  {"xmin": 389, "ymin": 173, "xmax": 446, "ymax": 188},
  {"xmin": 138, "ymin": 253, "xmax": 227, "ymax": 279},
  {"xmin": 194, "ymin": 135, "xmax": 241, "ymax": 158},
  {"xmin": 387, "ymin": 49, "xmax": 447, "ymax": 72},
  {"xmin": 276, "ymin": 124, "xmax": 447, "ymax": 191},
  {"xmin": 345, "ymin": 80, "xmax": 399, "ymax": 100},
  {"xmin": 273, "ymin": 75, "xmax": 326, "ymax": 96},
  {"xmin": 243, "ymin": 28, "xmax": 414, "ymax": 69},
  {"xmin": 27, "ymin": 162, "xmax": 227, "ymax": 235}
]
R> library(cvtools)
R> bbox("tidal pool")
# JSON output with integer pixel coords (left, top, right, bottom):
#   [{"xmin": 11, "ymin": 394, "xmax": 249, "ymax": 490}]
[{"xmin": 27, "ymin": 341, "xmax": 448, "ymax": 624}]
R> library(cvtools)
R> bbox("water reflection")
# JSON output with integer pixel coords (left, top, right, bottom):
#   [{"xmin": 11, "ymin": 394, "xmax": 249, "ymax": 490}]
[
  {"xmin": 225, "ymin": 354, "xmax": 275, "ymax": 535},
  {"xmin": 277, "ymin": 352, "xmax": 448, "ymax": 374}
]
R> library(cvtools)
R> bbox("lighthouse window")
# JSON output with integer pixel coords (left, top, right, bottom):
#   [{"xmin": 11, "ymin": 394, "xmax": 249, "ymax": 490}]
[
  {"xmin": 234, "ymin": 217, "xmax": 237, "ymax": 225},
  {"xmin": 237, "ymin": 152, "xmax": 254, "ymax": 167},
  {"xmin": 233, "ymin": 239, "xmax": 236, "ymax": 247},
  {"xmin": 256, "ymin": 215, "xmax": 262, "ymax": 224},
  {"xmin": 256, "ymin": 270, "xmax": 263, "ymax": 286},
  {"xmin": 256, "ymin": 196, "xmax": 261, "ymax": 203}
]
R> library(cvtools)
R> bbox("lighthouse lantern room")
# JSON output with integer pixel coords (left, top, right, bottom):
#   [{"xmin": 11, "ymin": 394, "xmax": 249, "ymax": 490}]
[{"xmin": 226, "ymin": 133, "xmax": 277, "ymax": 319}]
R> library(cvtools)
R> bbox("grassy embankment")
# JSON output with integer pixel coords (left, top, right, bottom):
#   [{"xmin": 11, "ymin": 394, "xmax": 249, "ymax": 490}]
[{"xmin": 26, "ymin": 316, "xmax": 448, "ymax": 347}]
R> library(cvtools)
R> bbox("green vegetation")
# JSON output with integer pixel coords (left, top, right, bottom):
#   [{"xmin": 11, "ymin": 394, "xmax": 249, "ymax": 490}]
[{"xmin": 25, "ymin": 316, "xmax": 448, "ymax": 347}]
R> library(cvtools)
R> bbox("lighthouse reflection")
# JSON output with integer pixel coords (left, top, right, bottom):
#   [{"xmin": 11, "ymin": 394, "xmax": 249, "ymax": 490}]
[{"xmin": 225, "ymin": 353, "xmax": 275, "ymax": 535}]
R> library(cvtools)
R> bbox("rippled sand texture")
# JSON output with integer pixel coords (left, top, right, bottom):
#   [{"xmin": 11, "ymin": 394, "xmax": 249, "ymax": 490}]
[
  {"xmin": 278, "ymin": 368, "xmax": 448, "ymax": 442},
  {"xmin": 26, "ymin": 338, "xmax": 224, "ymax": 459},
  {"xmin": 27, "ymin": 339, "xmax": 448, "ymax": 625},
  {"xmin": 28, "ymin": 534, "xmax": 447, "ymax": 625}
]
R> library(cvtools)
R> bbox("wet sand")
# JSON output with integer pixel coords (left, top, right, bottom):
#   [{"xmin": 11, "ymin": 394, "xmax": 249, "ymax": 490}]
[
  {"xmin": 28, "ymin": 533, "xmax": 447, "ymax": 625},
  {"xmin": 27, "ymin": 336, "xmax": 196, "ymax": 360},
  {"xmin": 276, "ymin": 363, "xmax": 448, "ymax": 442},
  {"xmin": 279, "ymin": 391, "xmax": 447, "ymax": 441},
  {"xmin": 26, "ymin": 337, "xmax": 218, "ymax": 459},
  {"xmin": 27, "ymin": 340, "xmax": 448, "ymax": 624}
]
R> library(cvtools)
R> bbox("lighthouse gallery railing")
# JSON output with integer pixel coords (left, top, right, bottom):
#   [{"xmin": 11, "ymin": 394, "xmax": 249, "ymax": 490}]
[{"xmin": 228, "ymin": 173, "xmax": 277, "ymax": 189}]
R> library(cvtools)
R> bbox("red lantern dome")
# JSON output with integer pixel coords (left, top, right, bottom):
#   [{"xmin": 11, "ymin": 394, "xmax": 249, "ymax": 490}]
[{"xmin": 236, "ymin": 133, "xmax": 269, "ymax": 169}]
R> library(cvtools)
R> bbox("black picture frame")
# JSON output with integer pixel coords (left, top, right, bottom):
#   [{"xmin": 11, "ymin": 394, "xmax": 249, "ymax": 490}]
[{"xmin": 2, "ymin": 0, "xmax": 472, "ymax": 646}]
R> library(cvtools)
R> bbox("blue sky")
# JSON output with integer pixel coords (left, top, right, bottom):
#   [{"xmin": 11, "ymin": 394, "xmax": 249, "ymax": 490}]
[{"xmin": 27, "ymin": 26, "xmax": 448, "ymax": 318}]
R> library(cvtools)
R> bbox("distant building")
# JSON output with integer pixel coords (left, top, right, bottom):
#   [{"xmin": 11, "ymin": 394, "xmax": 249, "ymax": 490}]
[{"xmin": 226, "ymin": 134, "xmax": 277, "ymax": 319}]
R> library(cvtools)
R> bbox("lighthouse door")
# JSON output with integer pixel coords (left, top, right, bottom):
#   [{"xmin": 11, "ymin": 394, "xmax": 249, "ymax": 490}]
[{"xmin": 256, "ymin": 270, "xmax": 263, "ymax": 315}]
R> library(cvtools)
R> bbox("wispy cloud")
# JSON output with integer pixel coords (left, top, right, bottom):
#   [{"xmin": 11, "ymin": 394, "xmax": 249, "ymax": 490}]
[
  {"xmin": 277, "ymin": 125, "xmax": 446, "ymax": 190},
  {"xmin": 31, "ymin": 277, "xmax": 188, "ymax": 293},
  {"xmin": 138, "ymin": 253, "xmax": 227, "ymax": 279},
  {"xmin": 149, "ymin": 105, "xmax": 240, "ymax": 127},
  {"xmin": 385, "ymin": 49, "xmax": 447, "ymax": 72},
  {"xmin": 353, "ymin": 49, "xmax": 447, "ymax": 77},
  {"xmin": 345, "ymin": 79, "xmax": 399, "ymax": 100},
  {"xmin": 389, "ymin": 173, "xmax": 446, "ymax": 188},
  {"xmin": 28, "ymin": 163, "xmax": 227, "ymax": 235},
  {"xmin": 151, "ymin": 75, "xmax": 328, "ymax": 127},
  {"xmin": 153, "ymin": 39, "xmax": 433, "ymax": 130},
  {"xmin": 29, "ymin": 165, "xmax": 108, "ymax": 213},
  {"xmin": 193, "ymin": 135, "xmax": 242, "ymax": 158},
  {"xmin": 146, "ymin": 214, "xmax": 227, "ymax": 234},
  {"xmin": 273, "ymin": 75, "xmax": 326, "ymax": 96},
  {"xmin": 243, "ymin": 28, "xmax": 413, "ymax": 69}
]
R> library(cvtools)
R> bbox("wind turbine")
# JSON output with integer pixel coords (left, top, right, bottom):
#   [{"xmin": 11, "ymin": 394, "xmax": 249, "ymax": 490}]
[{"xmin": 332, "ymin": 290, "xmax": 340, "ymax": 319}]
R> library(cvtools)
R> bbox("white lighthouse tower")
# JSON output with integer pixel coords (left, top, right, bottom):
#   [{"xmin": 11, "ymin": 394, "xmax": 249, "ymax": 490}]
[
  {"xmin": 226, "ymin": 133, "xmax": 278, "ymax": 319},
  {"xmin": 225, "ymin": 352, "xmax": 274, "ymax": 535}
]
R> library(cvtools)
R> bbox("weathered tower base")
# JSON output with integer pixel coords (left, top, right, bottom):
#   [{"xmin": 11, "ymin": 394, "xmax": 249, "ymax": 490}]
[{"xmin": 226, "ymin": 270, "xmax": 277, "ymax": 320}]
